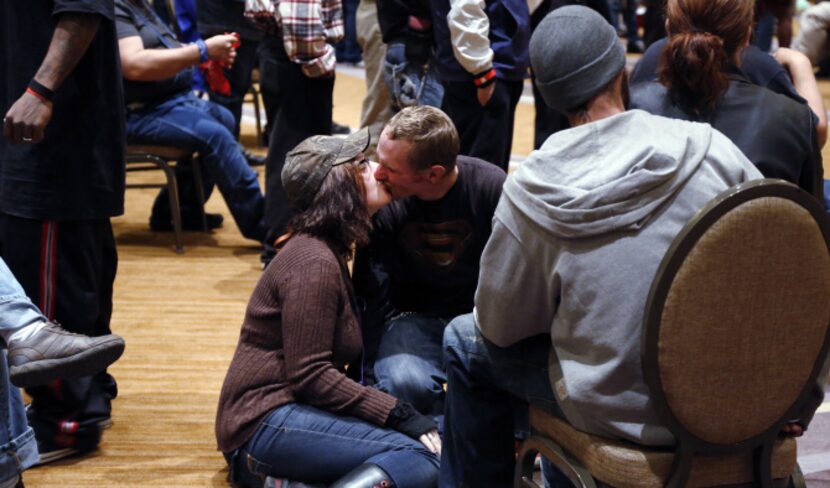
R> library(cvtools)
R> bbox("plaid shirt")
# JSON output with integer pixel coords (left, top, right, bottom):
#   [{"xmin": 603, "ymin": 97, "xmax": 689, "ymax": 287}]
[{"xmin": 278, "ymin": 0, "xmax": 343, "ymax": 78}]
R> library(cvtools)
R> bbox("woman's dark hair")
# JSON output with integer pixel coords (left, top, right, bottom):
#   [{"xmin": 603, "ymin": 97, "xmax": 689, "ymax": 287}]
[
  {"xmin": 659, "ymin": 0, "xmax": 755, "ymax": 117},
  {"xmin": 287, "ymin": 160, "xmax": 371, "ymax": 259}
]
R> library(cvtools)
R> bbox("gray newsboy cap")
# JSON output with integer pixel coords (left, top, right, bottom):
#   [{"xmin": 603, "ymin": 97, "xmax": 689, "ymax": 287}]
[
  {"xmin": 282, "ymin": 128, "xmax": 370, "ymax": 211},
  {"xmin": 530, "ymin": 5, "xmax": 626, "ymax": 113}
]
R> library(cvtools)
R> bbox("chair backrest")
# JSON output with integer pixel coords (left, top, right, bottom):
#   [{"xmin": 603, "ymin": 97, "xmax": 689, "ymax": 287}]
[{"xmin": 642, "ymin": 179, "xmax": 830, "ymax": 482}]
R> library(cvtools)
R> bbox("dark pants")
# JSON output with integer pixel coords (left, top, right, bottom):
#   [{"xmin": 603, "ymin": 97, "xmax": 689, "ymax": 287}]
[
  {"xmin": 201, "ymin": 34, "xmax": 261, "ymax": 139},
  {"xmin": 335, "ymin": 0, "xmax": 362, "ymax": 63},
  {"xmin": 0, "ymin": 214, "xmax": 118, "ymax": 453},
  {"xmin": 441, "ymin": 79, "xmax": 522, "ymax": 171},
  {"xmin": 260, "ymin": 35, "xmax": 334, "ymax": 243},
  {"xmin": 440, "ymin": 313, "xmax": 569, "ymax": 488}
]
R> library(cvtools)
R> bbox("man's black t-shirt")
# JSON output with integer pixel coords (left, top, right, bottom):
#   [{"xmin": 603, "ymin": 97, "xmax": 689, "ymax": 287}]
[
  {"xmin": 114, "ymin": 0, "xmax": 193, "ymax": 104},
  {"xmin": 355, "ymin": 156, "xmax": 506, "ymax": 319},
  {"xmin": 0, "ymin": 0, "xmax": 125, "ymax": 221}
]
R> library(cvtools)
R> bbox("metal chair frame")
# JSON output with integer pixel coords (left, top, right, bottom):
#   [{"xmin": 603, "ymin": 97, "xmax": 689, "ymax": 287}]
[
  {"xmin": 515, "ymin": 179, "xmax": 830, "ymax": 488},
  {"xmin": 126, "ymin": 148, "xmax": 206, "ymax": 254}
]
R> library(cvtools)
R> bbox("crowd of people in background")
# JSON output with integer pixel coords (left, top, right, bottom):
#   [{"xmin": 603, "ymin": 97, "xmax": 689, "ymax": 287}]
[{"xmin": 2, "ymin": 0, "xmax": 830, "ymax": 487}]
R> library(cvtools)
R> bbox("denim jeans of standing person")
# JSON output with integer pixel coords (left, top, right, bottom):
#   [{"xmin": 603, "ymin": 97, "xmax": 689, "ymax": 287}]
[
  {"xmin": 0, "ymin": 258, "xmax": 45, "ymax": 485},
  {"xmin": 126, "ymin": 92, "xmax": 267, "ymax": 242},
  {"xmin": 227, "ymin": 403, "xmax": 440, "ymax": 487},
  {"xmin": 336, "ymin": 0, "xmax": 363, "ymax": 63},
  {"xmin": 754, "ymin": 8, "xmax": 775, "ymax": 52},
  {"xmin": 440, "ymin": 313, "xmax": 572, "ymax": 488},
  {"xmin": 374, "ymin": 314, "xmax": 448, "ymax": 418},
  {"xmin": 384, "ymin": 43, "xmax": 444, "ymax": 111}
]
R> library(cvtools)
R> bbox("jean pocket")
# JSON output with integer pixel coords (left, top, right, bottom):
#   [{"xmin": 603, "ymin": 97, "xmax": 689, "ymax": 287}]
[{"xmin": 245, "ymin": 450, "xmax": 275, "ymax": 478}]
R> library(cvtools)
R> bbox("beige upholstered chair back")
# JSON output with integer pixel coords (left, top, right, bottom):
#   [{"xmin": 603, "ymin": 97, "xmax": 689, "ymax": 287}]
[{"xmin": 644, "ymin": 180, "xmax": 830, "ymax": 447}]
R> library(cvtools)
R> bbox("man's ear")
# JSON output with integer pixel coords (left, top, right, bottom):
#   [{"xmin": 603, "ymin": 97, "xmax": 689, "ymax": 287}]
[{"xmin": 426, "ymin": 165, "xmax": 447, "ymax": 183}]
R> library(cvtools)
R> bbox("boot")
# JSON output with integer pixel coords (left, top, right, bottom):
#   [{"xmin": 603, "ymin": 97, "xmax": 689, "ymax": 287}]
[{"xmin": 329, "ymin": 464, "xmax": 396, "ymax": 488}]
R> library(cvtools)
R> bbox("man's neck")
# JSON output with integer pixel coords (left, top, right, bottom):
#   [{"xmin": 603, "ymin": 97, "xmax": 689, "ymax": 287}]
[
  {"xmin": 568, "ymin": 92, "xmax": 626, "ymax": 128},
  {"xmin": 416, "ymin": 166, "xmax": 459, "ymax": 202}
]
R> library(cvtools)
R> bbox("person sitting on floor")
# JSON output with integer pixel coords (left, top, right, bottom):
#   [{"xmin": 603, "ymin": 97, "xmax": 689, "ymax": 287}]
[
  {"xmin": 630, "ymin": 0, "xmax": 825, "ymax": 204},
  {"xmin": 352, "ymin": 106, "xmax": 505, "ymax": 420},
  {"xmin": 438, "ymin": 6, "xmax": 767, "ymax": 486},
  {"xmin": 114, "ymin": 0, "xmax": 267, "ymax": 242},
  {"xmin": 215, "ymin": 130, "xmax": 440, "ymax": 488}
]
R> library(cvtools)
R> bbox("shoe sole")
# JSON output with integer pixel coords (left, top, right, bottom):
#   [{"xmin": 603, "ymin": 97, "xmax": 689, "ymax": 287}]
[
  {"xmin": 10, "ymin": 338, "xmax": 126, "ymax": 388},
  {"xmin": 35, "ymin": 447, "xmax": 84, "ymax": 465}
]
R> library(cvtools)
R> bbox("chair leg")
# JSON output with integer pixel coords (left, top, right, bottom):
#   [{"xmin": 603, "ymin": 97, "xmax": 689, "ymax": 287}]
[
  {"xmin": 514, "ymin": 436, "xmax": 597, "ymax": 488},
  {"xmin": 150, "ymin": 155, "xmax": 184, "ymax": 254},
  {"xmin": 251, "ymin": 84, "xmax": 262, "ymax": 148},
  {"xmin": 190, "ymin": 156, "xmax": 208, "ymax": 231},
  {"xmin": 754, "ymin": 441, "xmax": 775, "ymax": 488}
]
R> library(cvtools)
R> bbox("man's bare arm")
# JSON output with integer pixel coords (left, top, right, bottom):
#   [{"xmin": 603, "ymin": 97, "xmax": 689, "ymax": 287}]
[{"xmin": 3, "ymin": 12, "xmax": 101, "ymax": 145}]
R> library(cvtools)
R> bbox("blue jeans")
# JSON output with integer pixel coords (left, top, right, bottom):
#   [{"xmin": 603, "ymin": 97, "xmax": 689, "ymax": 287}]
[
  {"xmin": 824, "ymin": 179, "xmax": 830, "ymax": 210},
  {"xmin": 126, "ymin": 92, "xmax": 266, "ymax": 242},
  {"xmin": 383, "ymin": 43, "xmax": 444, "ymax": 111},
  {"xmin": 230, "ymin": 403, "xmax": 439, "ymax": 487},
  {"xmin": 0, "ymin": 257, "xmax": 45, "ymax": 333},
  {"xmin": 439, "ymin": 313, "xmax": 569, "ymax": 488},
  {"xmin": 0, "ymin": 258, "xmax": 42, "ymax": 483},
  {"xmin": 754, "ymin": 9, "xmax": 775, "ymax": 52},
  {"xmin": 374, "ymin": 314, "xmax": 448, "ymax": 417}
]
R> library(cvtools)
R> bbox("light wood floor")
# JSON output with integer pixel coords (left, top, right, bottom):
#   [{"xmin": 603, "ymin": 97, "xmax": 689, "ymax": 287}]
[{"xmin": 21, "ymin": 66, "xmax": 830, "ymax": 487}]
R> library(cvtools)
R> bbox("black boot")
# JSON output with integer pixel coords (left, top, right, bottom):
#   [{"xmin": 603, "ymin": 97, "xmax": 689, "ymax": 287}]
[{"xmin": 329, "ymin": 464, "xmax": 396, "ymax": 488}]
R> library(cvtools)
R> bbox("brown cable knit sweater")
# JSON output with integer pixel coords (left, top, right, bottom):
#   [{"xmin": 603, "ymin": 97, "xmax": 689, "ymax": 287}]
[{"xmin": 215, "ymin": 234, "xmax": 398, "ymax": 453}]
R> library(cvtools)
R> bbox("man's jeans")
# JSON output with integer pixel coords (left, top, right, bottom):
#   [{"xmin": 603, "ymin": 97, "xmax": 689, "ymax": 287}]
[
  {"xmin": 374, "ymin": 314, "xmax": 448, "ymax": 417},
  {"xmin": 229, "ymin": 403, "xmax": 439, "ymax": 487},
  {"xmin": 126, "ymin": 92, "xmax": 267, "ymax": 242},
  {"xmin": 440, "ymin": 313, "xmax": 569, "ymax": 488},
  {"xmin": 0, "ymin": 257, "xmax": 45, "ymax": 333},
  {"xmin": 383, "ymin": 43, "xmax": 444, "ymax": 111},
  {"xmin": 0, "ymin": 258, "xmax": 43, "ymax": 483}
]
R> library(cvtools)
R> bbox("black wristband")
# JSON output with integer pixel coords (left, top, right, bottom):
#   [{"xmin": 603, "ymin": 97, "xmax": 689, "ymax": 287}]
[
  {"xmin": 28, "ymin": 79, "xmax": 55, "ymax": 102},
  {"xmin": 385, "ymin": 401, "xmax": 437, "ymax": 439}
]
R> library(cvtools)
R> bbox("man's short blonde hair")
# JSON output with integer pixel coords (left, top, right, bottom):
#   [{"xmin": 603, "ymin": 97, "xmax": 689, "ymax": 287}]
[{"xmin": 383, "ymin": 106, "xmax": 460, "ymax": 171}]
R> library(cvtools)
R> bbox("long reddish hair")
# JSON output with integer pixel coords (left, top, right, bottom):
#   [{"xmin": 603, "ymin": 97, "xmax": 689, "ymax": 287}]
[{"xmin": 659, "ymin": 0, "xmax": 755, "ymax": 117}]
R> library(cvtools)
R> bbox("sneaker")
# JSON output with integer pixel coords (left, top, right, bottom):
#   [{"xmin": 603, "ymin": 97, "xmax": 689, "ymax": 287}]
[
  {"xmin": 331, "ymin": 121, "xmax": 352, "ymax": 135},
  {"xmin": 8, "ymin": 322, "xmax": 125, "ymax": 388},
  {"xmin": 149, "ymin": 212, "xmax": 224, "ymax": 232},
  {"xmin": 244, "ymin": 150, "xmax": 266, "ymax": 167}
]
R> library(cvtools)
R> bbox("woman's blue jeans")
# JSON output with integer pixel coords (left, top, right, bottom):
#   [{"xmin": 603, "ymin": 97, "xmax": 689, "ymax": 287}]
[
  {"xmin": 229, "ymin": 403, "xmax": 439, "ymax": 488},
  {"xmin": 126, "ymin": 92, "xmax": 267, "ymax": 242}
]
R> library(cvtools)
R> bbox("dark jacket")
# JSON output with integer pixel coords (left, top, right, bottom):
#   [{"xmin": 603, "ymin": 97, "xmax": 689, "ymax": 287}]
[{"xmin": 631, "ymin": 72, "xmax": 824, "ymax": 203}]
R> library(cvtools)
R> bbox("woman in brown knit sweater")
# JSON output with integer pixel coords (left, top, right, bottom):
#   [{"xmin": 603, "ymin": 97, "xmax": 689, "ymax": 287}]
[{"xmin": 215, "ymin": 129, "xmax": 441, "ymax": 488}]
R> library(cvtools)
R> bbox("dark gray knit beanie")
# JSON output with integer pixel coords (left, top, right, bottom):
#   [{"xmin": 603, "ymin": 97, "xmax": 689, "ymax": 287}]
[{"xmin": 530, "ymin": 5, "xmax": 626, "ymax": 113}]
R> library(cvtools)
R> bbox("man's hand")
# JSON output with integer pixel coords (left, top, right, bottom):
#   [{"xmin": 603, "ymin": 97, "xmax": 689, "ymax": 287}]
[
  {"xmin": 205, "ymin": 34, "xmax": 238, "ymax": 67},
  {"xmin": 477, "ymin": 82, "xmax": 495, "ymax": 107},
  {"xmin": 3, "ymin": 90, "xmax": 53, "ymax": 145},
  {"xmin": 418, "ymin": 429, "xmax": 442, "ymax": 455}
]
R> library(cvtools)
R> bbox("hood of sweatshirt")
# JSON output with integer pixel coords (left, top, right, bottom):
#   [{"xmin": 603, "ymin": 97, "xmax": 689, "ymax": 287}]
[{"xmin": 503, "ymin": 110, "xmax": 715, "ymax": 238}]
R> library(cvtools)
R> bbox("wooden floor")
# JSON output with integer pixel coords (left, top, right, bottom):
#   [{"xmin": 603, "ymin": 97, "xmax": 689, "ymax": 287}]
[{"xmin": 21, "ymin": 61, "xmax": 830, "ymax": 487}]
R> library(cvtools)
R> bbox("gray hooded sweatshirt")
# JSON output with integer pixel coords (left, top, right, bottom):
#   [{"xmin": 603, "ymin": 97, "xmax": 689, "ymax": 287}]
[{"xmin": 474, "ymin": 110, "xmax": 763, "ymax": 446}]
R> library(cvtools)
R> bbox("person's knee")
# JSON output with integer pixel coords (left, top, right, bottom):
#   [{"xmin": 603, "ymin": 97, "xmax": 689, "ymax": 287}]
[
  {"xmin": 375, "ymin": 353, "xmax": 440, "ymax": 403},
  {"xmin": 442, "ymin": 313, "xmax": 477, "ymax": 358}
]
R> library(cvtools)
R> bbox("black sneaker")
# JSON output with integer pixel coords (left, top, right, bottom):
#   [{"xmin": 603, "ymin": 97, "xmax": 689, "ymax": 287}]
[
  {"xmin": 26, "ymin": 409, "xmax": 101, "ymax": 466},
  {"xmin": 149, "ymin": 212, "xmax": 224, "ymax": 232},
  {"xmin": 331, "ymin": 121, "xmax": 352, "ymax": 135},
  {"xmin": 244, "ymin": 150, "xmax": 266, "ymax": 167}
]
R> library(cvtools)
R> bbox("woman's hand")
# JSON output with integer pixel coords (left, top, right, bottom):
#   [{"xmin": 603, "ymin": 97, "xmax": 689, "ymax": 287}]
[
  {"xmin": 205, "ymin": 34, "xmax": 238, "ymax": 66},
  {"xmin": 419, "ymin": 429, "xmax": 442, "ymax": 455}
]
